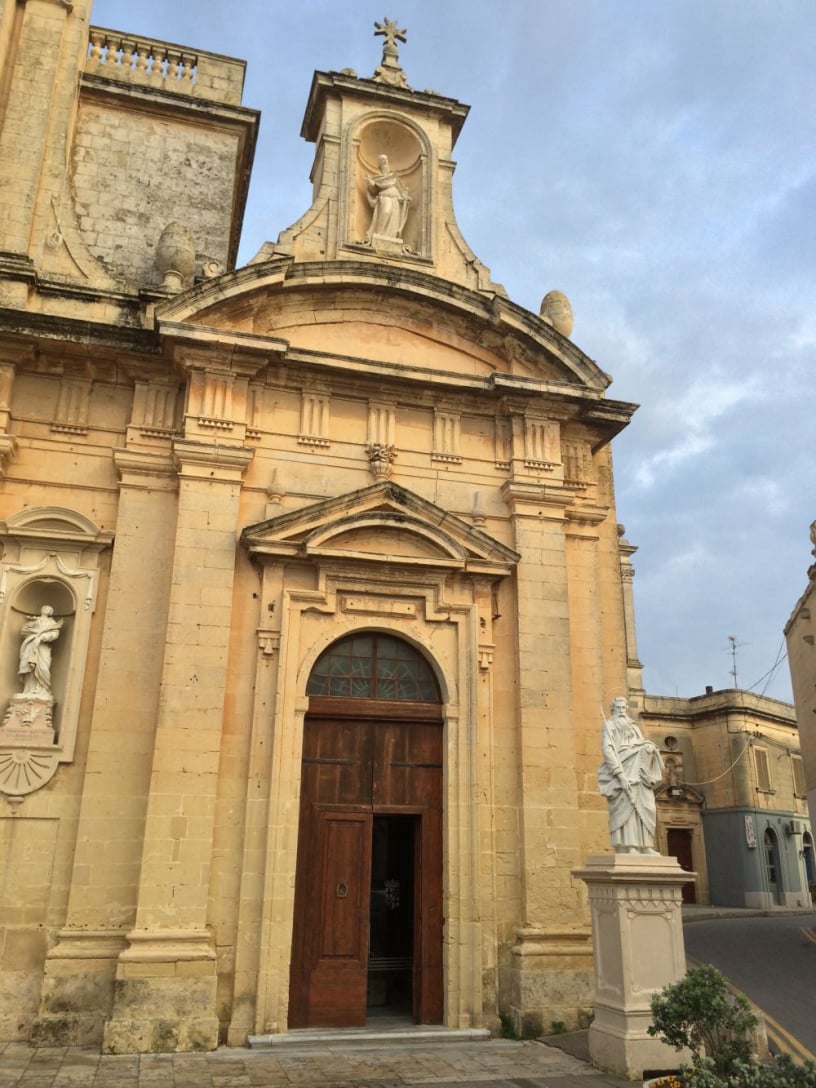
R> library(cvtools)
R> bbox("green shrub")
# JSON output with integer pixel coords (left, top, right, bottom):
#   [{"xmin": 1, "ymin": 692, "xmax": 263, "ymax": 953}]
[
  {"xmin": 648, "ymin": 965, "xmax": 816, "ymax": 1088},
  {"xmin": 648, "ymin": 964, "xmax": 756, "ymax": 1080}
]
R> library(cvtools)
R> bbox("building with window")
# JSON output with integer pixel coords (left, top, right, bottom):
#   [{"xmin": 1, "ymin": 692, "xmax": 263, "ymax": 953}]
[
  {"xmin": 0, "ymin": 3, "xmax": 639, "ymax": 1052},
  {"xmin": 636, "ymin": 689, "xmax": 813, "ymax": 909}
]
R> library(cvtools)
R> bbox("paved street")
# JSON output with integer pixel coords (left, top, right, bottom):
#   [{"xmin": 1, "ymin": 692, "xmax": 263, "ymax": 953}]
[
  {"xmin": 684, "ymin": 911, "xmax": 816, "ymax": 1061},
  {"xmin": 0, "ymin": 1037, "xmax": 632, "ymax": 1088}
]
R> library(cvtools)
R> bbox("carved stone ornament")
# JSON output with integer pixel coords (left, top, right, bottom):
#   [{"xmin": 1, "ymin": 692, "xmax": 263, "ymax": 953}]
[
  {"xmin": 372, "ymin": 18, "xmax": 408, "ymax": 88},
  {"xmin": 366, "ymin": 442, "xmax": 397, "ymax": 480}
]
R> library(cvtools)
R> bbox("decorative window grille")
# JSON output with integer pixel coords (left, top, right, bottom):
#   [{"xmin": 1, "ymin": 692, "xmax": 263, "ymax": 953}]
[{"xmin": 307, "ymin": 633, "xmax": 439, "ymax": 702}]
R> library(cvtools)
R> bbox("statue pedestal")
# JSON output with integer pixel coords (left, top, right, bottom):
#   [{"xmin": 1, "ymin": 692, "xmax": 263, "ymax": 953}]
[
  {"xmin": 370, "ymin": 233, "xmax": 405, "ymax": 256},
  {"xmin": 0, "ymin": 694, "xmax": 55, "ymax": 745},
  {"xmin": 573, "ymin": 854, "xmax": 692, "ymax": 1080}
]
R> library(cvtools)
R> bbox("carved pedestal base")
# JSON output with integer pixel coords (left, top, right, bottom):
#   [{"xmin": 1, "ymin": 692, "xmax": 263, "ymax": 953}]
[
  {"xmin": 1, "ymin": 694, "xmax": 55, "ymax": 742},
  {"xmin": 370, "ymin": 233, "xmax": 407, "ymax": 256},
  {"xmin": 573, "ymin": 855, "xmax": 692, "ymax": 1080}
]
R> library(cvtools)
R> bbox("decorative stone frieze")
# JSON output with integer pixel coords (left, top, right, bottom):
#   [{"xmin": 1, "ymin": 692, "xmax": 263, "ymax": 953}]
[
  {"xmin": 432, "ymin": 410, "xmax": 462, "ymax": 463},
  {"xmin": 51, "ymin": 378, "xmax": 91, "ymax": 435},
  {"xmin": 298, "ymin": 390, "xmax": 330, "ymax": 447}
]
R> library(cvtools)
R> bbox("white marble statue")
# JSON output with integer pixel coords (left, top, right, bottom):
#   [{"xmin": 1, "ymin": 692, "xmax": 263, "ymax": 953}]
[
  {"xmin": 598, "ymin": 697, "xmax": 663, "ymax": 854},
  {"xmin": 364, "ymin": 155, "xmax": 410, "ymax": 242},
  {"xmin": 18, "ymin": 605, "xmax": 63, "ymax": 699}
]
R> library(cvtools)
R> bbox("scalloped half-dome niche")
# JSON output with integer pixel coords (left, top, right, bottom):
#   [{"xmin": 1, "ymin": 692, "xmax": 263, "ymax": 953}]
[{"xmin": 350, "ymin": 117, "xmax": 427, "ymax": 256}]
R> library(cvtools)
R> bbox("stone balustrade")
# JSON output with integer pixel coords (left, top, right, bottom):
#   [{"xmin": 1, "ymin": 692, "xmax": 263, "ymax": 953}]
[{"xmin": 84, "ymin": 27, "xmax": 246, "ymax": 106}]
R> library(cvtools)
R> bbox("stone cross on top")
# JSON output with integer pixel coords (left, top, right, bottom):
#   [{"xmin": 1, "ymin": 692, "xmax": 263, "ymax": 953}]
[{"xmin": 372, "ymin": 17, "xmax": 409, "ymax": 88}]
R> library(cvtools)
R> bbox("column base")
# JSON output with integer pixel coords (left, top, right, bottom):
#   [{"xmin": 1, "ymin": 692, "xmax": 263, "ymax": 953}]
[
  {"xmin": 102, "ymin": 929, "xmax": 219, "ymax": 1053},
  {"xmin": 508, "ymin": 926, "xmax": 594, "ymax": 1037},
  {"xmin": 32, "ymin": 930, "xmax": 127, "ymax": 1046}
]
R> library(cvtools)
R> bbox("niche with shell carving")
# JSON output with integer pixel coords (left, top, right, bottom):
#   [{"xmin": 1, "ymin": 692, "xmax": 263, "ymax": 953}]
[
  {"xmin": 0, "ymin": 508, "xmax": 112, "ymax": 800},
  {"xmin": 350, "ymin": 116, "xmax": 428, "ymax": 257}
]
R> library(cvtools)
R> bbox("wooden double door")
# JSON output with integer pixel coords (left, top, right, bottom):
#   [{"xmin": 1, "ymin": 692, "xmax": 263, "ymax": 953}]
[{"xmin": 288, "ymin": 697, "xmax": 443, "ymax": 1028}]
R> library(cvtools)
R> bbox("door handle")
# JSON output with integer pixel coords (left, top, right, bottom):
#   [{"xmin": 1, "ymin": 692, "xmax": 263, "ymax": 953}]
[{"xmin": 336, "ymin": 882, "xmax": 348, "ymax": 898}]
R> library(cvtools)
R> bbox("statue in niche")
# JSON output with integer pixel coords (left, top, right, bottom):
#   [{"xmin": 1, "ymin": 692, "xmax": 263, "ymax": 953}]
[
  {"xmin": 18, "ymin": 605, "xmax": 62, "ymax": 699},
  {"xmin": 363, "ymin": 155, "xmax": 411, "ymax": 245},
  {"xmin": 598, "ymin": 697, "xmax": 663, "ymax": 854}
]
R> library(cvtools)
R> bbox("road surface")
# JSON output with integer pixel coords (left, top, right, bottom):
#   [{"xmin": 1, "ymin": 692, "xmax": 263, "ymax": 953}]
[{"xmin": 683, "ymin": 913, "xmax": 816, "ymax": 1062}]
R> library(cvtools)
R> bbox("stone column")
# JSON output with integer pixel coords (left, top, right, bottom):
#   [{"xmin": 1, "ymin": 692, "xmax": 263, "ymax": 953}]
[
  {"xmin": 32, "ymin": 449, "xmax": 177, "ymax": 1047},
  {"xmin": 103, "ymin": 440, "xmax": 252, "ymax": 1054},
  {"xmin": 573, "ymin": 854, "xmax": 691, "ymax": 1080},
  {"xmin": 502, "ymin": 479, "xmax": 593, "ymax": 1036}
]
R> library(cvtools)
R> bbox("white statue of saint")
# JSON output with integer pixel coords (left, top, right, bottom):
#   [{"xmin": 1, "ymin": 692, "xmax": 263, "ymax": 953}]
[
  {"xmin": 598, "ymin": 697, "xmax": 663, "ymax": 854},
  {"xmin": 18, "ymin": 605, "xmax": 63, "ymax": 699},
  {"xmin": 364, "ymin": 154, "xmax": 410, "ymax": 243}
]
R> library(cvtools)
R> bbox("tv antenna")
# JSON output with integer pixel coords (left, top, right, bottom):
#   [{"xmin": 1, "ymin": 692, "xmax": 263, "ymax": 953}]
[{"xmin": 726, "ymin": 635, "xmax": 748, "ymax": 688}]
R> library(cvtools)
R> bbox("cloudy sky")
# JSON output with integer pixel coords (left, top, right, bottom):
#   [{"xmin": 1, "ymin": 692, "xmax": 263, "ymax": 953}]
[{"xmin": 91, "ymin": 0, "xmax": 815, "ymax": 702}]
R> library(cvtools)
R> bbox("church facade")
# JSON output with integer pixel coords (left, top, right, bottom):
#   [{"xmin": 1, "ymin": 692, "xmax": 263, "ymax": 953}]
[{"xmin": 0, "ymin": 4, "xmax": 637, "ymax": 1051}]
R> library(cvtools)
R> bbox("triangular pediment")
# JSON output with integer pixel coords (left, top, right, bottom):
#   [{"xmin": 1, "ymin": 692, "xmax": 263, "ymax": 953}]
[{"xmin": 241, "ymin": 481, "xmax": 519, "ymax": 576}]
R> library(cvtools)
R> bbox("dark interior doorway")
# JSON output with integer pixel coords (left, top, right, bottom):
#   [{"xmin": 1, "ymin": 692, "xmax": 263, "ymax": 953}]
[
  {"xmin": 368, "ymin": 816, "xmax": 415, "ymax": 1014},
  {"xmin": 667, "ymin": 827, "xmax": 697, "ymax": 904}
]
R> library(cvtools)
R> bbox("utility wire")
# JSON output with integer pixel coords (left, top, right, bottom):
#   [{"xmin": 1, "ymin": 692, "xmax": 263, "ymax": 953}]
[{"xmin": 684, "ymin": 740, "xmax": 751, "ymax": 786}]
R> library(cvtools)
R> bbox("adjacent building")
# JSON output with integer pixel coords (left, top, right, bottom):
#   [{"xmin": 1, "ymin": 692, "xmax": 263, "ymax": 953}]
[
  {"xmin": 639, "ymin": 689, "xmax": 813, "ymax": 909},
  {"xmin": 0, "ymin": 4, "xmax": 638, "ymax": 1051},
  {"xmin": 786, "ymin": 522, "xmax": 816, "ymax": 861}
]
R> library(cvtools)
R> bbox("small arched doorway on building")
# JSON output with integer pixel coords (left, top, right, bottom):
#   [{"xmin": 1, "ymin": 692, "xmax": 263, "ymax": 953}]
[
  {"xmin": 288, "ymin": 632, "xmax": 443, "ymax": 1029},
  {"xmin": 666, "ymin": 827, "xmax": 697, "ymax": 904},
  {"xmin": 802, "ymin": 831, "xmax": 814, "ymax": 902},
  {"xmin": 763, "ymin": 827, "xmax": 782, "ymax": 904}
]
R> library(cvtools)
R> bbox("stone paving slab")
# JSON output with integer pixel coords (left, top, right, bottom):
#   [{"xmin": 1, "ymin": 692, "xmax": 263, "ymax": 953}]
[{"xmin": 0, "ymin": 1041, "xmax": 633, "ymax": 1088}]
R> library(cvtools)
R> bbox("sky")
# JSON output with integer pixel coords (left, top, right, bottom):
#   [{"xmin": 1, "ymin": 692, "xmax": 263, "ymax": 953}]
[{"xmin": 91, "ymin": 0, "xmax": 816, "ymax": 703}]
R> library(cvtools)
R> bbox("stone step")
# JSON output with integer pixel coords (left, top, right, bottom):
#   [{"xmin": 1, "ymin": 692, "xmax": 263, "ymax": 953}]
[{"xmin": 247, "ymin": 1025, "xmax": 493, "ymax": 1049}]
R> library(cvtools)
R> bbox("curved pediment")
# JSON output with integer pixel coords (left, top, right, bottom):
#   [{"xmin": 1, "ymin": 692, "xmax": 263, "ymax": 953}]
[
  {"xmin": 241, "ymin": 481, "xmax": 519, "ymax": 576},
  {"xmin": 157, "ymin": 258, "xmax": 611, "ymax": 394}
]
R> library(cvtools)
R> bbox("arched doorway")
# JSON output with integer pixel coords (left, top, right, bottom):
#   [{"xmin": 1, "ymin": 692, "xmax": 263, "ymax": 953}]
[
  {"xmin": 666, "ymin": 828, "xmax": 697, "ymax": 904},
  {"xmin": 803, "ymin": 832, "xmax": 814, "ymax": 897},
  {"xmin": 288, "ymin": 633, "xmax": 443, "ymax": 1028},
  {"xmin": 763, "ymin": 828, "xmax": 782, "ymax": 904}
]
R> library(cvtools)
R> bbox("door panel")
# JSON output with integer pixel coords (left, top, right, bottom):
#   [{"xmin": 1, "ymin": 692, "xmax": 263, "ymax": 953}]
[
  {"xmin": 289, "ymin": 707, "xmax": 443, "ymax": 1028},
  {"xmin": 305, "ymin": 810, "xmax": 372, "ymax": 1027}
]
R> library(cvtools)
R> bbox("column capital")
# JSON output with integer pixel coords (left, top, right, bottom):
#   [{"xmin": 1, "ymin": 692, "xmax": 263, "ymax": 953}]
[
  {"xmin": 113, "ymin": 447, "xmax": 177, "ymax": 490},
  {"xmin": 501, "ymin": 479, "xmax": 573, "ymax": 516},
  {"xmin": 173, "ymin": 438, "xmax": 253, "ymax": 482}
]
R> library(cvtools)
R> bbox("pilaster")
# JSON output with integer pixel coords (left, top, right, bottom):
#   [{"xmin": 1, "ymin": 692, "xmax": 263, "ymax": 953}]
[
  {"xmin": 501, "ymin": 479, "xmax": 592, "ymax": 1035},
  {"xmin": 103, "ymin": 439, "xmax": 252, "ymax": 1054},
  {"xmin": 32, "ymin": 449, "xmax": 177, "ymax": 1046}
]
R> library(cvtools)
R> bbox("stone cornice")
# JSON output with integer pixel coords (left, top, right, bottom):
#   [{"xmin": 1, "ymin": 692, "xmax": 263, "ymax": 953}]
[
  {"xmin": 301, "ymin": 70, "xmax": 470, "ymax": 146},
  {"xmin": 156, "ymin": 258, "xmax": 618, "ymax": 397}
]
